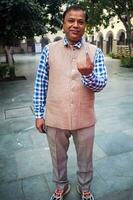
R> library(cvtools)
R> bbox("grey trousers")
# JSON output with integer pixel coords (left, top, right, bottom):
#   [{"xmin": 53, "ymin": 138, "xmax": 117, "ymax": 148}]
[{"xmin": 46, "ymin": 126, "xmax": 95, "ymax": 191}]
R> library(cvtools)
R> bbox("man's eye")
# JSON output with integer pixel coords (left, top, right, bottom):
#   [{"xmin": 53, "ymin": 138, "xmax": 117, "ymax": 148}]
[
  {"xmin": 67, "ymin": 19, "xmax": 74, "ymax": 23},
  {"xmin": 79, "ymin": 21, "xmax": 84, "ymax": 25}
]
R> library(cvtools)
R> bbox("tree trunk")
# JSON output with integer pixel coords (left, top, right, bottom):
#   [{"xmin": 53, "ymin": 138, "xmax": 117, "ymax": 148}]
[
  {"xmin": 120, "ymin": 20, "xmax": 132, "ymax": 57},
  {"xmin": 126, "ymin": 28, "xmax": 132, "ymax": 57},
  {"xmin": 5, "ymin": 46, "xmax": 13, "ymax": 65},
  {"xmin": 118, "ymin": 7, "xmax": 132, "ymax": 57},
  {"xmin": 4, "ymin": 46, "xmax": 15, "ymax": 79}
]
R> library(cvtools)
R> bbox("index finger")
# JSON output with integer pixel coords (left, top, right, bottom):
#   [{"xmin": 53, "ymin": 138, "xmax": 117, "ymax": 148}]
[{"xmin": 86, "ymin": 52, "xmax": 92, "ymax": 63}]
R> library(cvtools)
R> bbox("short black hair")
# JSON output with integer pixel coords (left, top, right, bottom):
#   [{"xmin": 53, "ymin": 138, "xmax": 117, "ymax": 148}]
[{"xmin": 62, "ymin": 5, "xmax": 88, "ymax": 23}]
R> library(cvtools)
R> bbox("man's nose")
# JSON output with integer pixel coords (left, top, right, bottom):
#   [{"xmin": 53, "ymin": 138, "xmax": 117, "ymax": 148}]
[{"xmin": 73, "ymin": 21, "xmax": 78, "ymax": 27}]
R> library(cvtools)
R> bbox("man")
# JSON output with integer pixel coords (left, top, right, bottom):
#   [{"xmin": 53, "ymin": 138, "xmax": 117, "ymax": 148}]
[{"xmin": 33, "ymin": 5, "xmax": 107, "ymax": 200}]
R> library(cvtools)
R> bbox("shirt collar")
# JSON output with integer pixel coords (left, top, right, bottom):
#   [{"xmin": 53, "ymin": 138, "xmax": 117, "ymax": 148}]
[{"xmin": 63, "ymin": 37, "xmax": 83, "ymax": 49}]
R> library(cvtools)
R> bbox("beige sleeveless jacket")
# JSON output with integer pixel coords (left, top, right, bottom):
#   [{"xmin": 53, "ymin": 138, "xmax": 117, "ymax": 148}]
[{"xmin": 45, "ymin": 39, "xmax": 97, "ymax": 130}]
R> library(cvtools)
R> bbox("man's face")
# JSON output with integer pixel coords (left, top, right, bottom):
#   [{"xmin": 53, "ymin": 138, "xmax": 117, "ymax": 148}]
[{"xmin": 63, "ymin": 9, "xmax": 86, "ymax": 44}]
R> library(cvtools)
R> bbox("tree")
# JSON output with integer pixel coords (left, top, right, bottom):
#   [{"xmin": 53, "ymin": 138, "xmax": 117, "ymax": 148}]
[
  {"xmin": 0, "ymin": 0, "xmax": 65, "ymax": 78},
  {"xmin": 1, "ymin": 0, "xmax": 132, "ymax": 77}
]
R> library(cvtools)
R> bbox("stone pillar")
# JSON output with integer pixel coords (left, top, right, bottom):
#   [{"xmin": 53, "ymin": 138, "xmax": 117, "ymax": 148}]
[
  {"xmin": 131, "ymin": 48, "xmax": 133, "ymax": 57},
  {"xmin": 0, "ymin": 46, "xmax": 4, "ymax": 54},
  {"xmin": 103, "ymin": 40, "xmax": 107, "ymax": 55},
  {"xmin": 112, "ymin": 40, "xmax": 117, "ymax": 53},
  {"xmin": 21, "ymin": 43, "xmax": 27, "ymax": 53},
  {"xmin": 95, "ymin": 40, "xmax": 99, "ymax": 47}
]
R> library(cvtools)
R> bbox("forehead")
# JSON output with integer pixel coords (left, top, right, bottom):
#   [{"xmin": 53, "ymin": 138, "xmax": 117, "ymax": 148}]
[{"xmin": 64, "ymin": 9, "xmax": 86, "ymax": 20}]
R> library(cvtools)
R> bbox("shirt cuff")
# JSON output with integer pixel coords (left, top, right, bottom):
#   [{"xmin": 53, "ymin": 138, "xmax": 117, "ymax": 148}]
[
  {"xmin": 34, "ymin": 108, "xmax": 46, "ymax": 119},
  {"xmin": 82, "ymin": 72, "xmax": 96, "ymax": 80},
  {"xmin": 35, "ymin": 114, "xmax": 44, "ymax": 119}
]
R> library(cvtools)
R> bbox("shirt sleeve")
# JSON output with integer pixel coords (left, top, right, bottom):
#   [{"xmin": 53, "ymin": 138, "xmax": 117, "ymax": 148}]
[
  {"xmin": 81, "ymin": 48, "xmax": 107, "ymax": 92},
  {"xmin": 33, "ymin": 45, "xmax": 49, "ymax": 118}
]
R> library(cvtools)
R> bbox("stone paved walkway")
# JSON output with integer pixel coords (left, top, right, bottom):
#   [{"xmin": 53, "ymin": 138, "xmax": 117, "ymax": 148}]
[{"xmin": 0, "ymin": 55, "xmax": 133, "ymax": 200}]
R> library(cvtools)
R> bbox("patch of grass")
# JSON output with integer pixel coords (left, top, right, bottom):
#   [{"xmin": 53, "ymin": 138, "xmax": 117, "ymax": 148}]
[
  {"xmin": 120, "ymin": 57, "xmax": 133, "ymax": 68},
  {"xmin": 108, "ymin": 52, "xmax": 119, "ymax": 59},
  {"xmin": 0, "ymin": 63, "xmax": 16, "ymax": 80},
  {"xmin": 0, "ymin": 63, "xmax": 26, "ymax": 81}
]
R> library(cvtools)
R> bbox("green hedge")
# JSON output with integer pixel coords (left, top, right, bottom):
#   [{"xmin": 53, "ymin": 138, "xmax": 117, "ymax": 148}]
[
  {"xmin": 0, "ymin": 63, "xmax": 15, "ymax": 80},
  {"xmin": 0, "ymin": 64, "xmax": 9, "ymax": 80},
  {"xmin": 120, "ymin": 57, "xmax": 133, "ymax": 68}
]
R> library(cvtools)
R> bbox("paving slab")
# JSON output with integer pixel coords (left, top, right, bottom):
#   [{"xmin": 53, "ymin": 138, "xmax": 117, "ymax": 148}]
[
  {"xmin": 5, "ymin": 106, "xmax": 33, "ymax": 119},
  {"xmin": 0, "ymin": 180, "xmax": 23, "ymax": 200},
  {"xmin": 0, "ymin": 154, "xmax": 17, "ymax": 183},
  {"xmin": 93, "ymin": 142, "xmax": 107, "ymax": 160},
  {"xmin": 0, "ymin": 134, "xmax": 23, "ymax": 155},
  {"xmin": 11, "ymin": 116, "xmax": 35, "ymax": 134},
  {"xmin": 95, "ymin": 132, "xmax": 133, "ymax": 156},
  {"xmin": 95, "ymin": 150, "xmax": 133, "ymax": 176},
  {"xmin": 0, "ymin": 120, "xmax": 13, "ymax": 134},
  {"xmin": 22, "ymin": 175, "xmax": 50, "ymax": 200},
  {"xmin": 98, "ymin": 189, "xmax": 133, "ymax": 200},
  {"xmin": 15, "ymin": 148, "xmax": 52, "ymax": 179}
]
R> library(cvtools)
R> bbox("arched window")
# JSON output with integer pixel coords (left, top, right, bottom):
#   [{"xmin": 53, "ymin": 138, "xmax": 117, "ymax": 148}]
[
  {"xmin": 132, "ymin": 31, "xmax": 133, "ymax": 48},
  {"xmin": 106, "ymin": 33, "xmax": 113, "ymax": 54},
  {"xmin": 117, "ymin": 32, "xmax": 125, "ymax": 45}
]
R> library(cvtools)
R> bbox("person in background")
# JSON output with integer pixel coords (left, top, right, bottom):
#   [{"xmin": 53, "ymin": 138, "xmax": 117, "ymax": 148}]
[{"xmin": 33, "ymin": 5, "xmax": 107, "ymax": 200}]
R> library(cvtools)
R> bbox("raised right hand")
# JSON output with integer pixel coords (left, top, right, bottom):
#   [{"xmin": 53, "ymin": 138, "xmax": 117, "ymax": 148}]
[{"xmin": 77, "ymin": 52, "xmax": 94, "ymax": 75}]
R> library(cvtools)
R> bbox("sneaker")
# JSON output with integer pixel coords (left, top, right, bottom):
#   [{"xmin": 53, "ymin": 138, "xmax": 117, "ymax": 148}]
[
  {"xmin": 50, "ymin": 184, "xmax": 70, "ymax": 200},
  {"xmin": 77, "ymin": 185, "xmax": 95, "ymax": 200}
]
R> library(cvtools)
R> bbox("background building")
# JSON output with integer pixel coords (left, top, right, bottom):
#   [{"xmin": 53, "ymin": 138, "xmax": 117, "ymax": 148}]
[
  {"xmin": 93, "ymin": 16, "xmax": 133, "ymax": 57},
  {"xmin": 0, "ymin": 16, "xmax": 133, "ymax": 56}
]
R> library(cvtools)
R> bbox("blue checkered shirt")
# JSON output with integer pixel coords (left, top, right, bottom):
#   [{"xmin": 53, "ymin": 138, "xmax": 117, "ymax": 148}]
[{"xmin": 33, "ymin": 38, "xmax": 107, "ymax": 118}]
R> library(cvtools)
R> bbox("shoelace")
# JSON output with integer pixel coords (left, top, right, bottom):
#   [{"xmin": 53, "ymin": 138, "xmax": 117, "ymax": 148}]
[
  {"xmin": 82, "ymin": 191, "xmax": 91, "ymax": 197},
  {"xmin": 82, "ymin": 191, "xmax": 93, "ymax": 200},
  {"xmin": 54, "ymin": 188, "xmax": 64, "ymax": 198}
]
